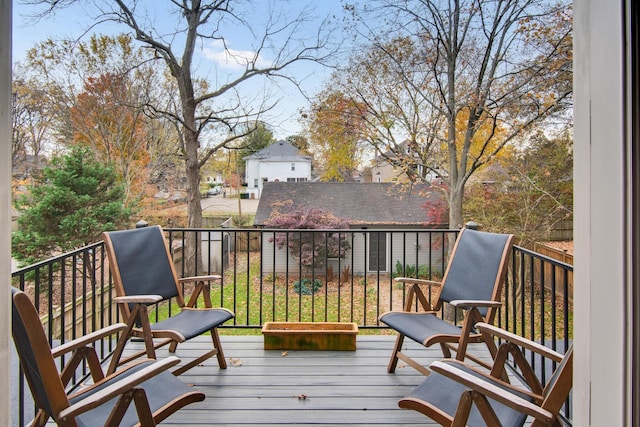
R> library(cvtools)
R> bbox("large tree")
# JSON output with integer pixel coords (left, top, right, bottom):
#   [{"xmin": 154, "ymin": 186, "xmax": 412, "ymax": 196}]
[
  {"xmin": 27, "ymin": 0, "xmax": 336, "ymax": 230},
  {"xmin": 343, "ymin": 0, "xmax": 572, "ymax": 229}
]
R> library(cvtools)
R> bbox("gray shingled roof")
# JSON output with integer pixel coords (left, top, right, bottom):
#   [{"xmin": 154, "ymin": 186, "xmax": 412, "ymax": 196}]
[
  {"xmin": 253, "ymin": 182, "xmax": 448, "ymax": 227},
  {"xmin": 244, "ymin": 140, "xmax": 311, "ymax": 161}
]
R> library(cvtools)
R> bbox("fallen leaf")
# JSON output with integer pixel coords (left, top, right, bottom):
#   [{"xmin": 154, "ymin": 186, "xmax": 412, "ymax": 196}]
[{"xmin": 229, "ymin": 357, "xmax": 243, "ymax": 366}]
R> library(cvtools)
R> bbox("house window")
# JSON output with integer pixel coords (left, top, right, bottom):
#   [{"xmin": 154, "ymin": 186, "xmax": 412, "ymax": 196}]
[
  {"xmin": 368, "ymin": 232, "xmax": 387, "ymax": 271},
  {"xmin": 253, "ymin": 179, "xmax": 258, "ymax": 187},
  {"xmin": 291, "ymin": 163, "xmax": 295, "ymax": 171}
]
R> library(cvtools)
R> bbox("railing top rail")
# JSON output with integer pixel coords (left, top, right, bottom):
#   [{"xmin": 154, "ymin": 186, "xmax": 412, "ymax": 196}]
[
  {"xmin": 11, "ymin": 240, "xmax": 104, "ymax": 276},
  {"xmin": 164, "ymin": 227, "xmax": 461, "ymax": 233},
  {"xmin": 513, "ymin": 244, "xmax": 574, "ymax": 271}
]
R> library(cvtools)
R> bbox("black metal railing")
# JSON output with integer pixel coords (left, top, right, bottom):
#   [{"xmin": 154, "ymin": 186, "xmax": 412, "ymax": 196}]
[{"xmin": 11, "ymin": 227, "xmax": 573, "ymax": 424}]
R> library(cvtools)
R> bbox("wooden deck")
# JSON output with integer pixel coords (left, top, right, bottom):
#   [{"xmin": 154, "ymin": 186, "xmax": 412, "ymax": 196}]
[{"xmin": 123, "ymin": 334, "xmax": 494, "ymax": 426}]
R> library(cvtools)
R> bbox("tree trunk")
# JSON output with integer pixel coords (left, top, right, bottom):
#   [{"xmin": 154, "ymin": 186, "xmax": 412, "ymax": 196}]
[
  {"xmin": 448, "ymin": 183, "xmax": 465, "ymax": 231},
  {"xmin": 184, "ymin": 126, "xmax": 203, "ymax": 276}
]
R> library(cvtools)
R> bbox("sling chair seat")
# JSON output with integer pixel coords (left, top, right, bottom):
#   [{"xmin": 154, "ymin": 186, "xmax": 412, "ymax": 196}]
[
  {"xmin": 67, "ymin": 359, "xmax": 202, "ymax": 427},
  {"xmin": 380, "ymin": 310, "xmax": 466, "ymax": 346},
  {"xmin": 146, "ymin": 308, "xmax": 234, "ymax": 341}
]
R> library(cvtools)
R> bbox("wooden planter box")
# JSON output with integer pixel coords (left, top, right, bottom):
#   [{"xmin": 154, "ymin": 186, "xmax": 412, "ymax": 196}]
[{"xmin": 262, "ymin": 322, "xmax": 358, "ymax": 351}]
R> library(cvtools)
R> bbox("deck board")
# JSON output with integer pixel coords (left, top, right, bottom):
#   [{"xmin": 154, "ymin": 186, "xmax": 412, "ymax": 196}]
[{"xmin": 120, "ymin": 334, "xmax": 493, "ymax": 426}]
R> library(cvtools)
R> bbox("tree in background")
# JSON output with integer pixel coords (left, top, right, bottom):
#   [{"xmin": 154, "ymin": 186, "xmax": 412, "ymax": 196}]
[
  {"xmin": 28, "ymin": 1, "xmax": 338, "ymax": 275},
  {"xmin": 12, "ymin": 146, "xmax": 132, "ymax": 266},
  {"xmin": 28, "ymin": 0, "xmax": 337, "ymax": 231},
  {"xmin": 305, "ymin": 90, "xmax": 366, "ymax": 181},
  {"xmin": 286, "ymin": 135, "xmax": 310, "ymax": 153},
  {"xmin": 343, "ymin": 0, "xmax": 572, "ymax": 228},
  {"xmin": 323, "ymin": 36, "xmax": 445, "ymax": 183},
  {"xmin": 264, "ymin": 206, "xmax": 350, "ymax": 270},
  {"xmin": 70, "ymin": 72, "xmax": 150, "ymax": 204},
  {"xmin": 464, "ymin": 131, "xmax": 573, "ymax": 245},
  {"xmin": 19, "ymin": 34, "xmax": 174, "ymax": 205},
  {"xmin": 11, "ymin": 77, "xmax": 54, "ymax": 173},
  {"xmin": 236, "ymin": 121, "xmax": 275, "ymax": 175}
]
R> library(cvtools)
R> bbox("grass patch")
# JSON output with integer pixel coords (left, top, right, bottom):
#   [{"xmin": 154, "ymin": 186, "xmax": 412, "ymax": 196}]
[{"xmin": 146, "ymin": 252, "xmax": 572, "ymax": 340}]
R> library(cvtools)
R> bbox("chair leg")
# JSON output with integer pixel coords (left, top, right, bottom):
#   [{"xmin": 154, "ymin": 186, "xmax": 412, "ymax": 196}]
[
  {"xmin": 451, "ymin": 390, "xmax": 474, "ymax": 427},
  {"xmin": 210, "ymin": 328, "xmax": 227, "ymax": 369},
  {"xmin": 132, "ymin": 388, "xmax": 156, "ymax": 426},
  {"xmin": 440, "ymin": 342, "xmax": 453, "ymax": 358},
  {"xmin": 136, "ymin": 305, "xmax": 158, "ymax": 359},
  {"xmin": 387, "ymin": 333, "xmax": 405, "ymax": 373},
  {"xmin": 32, "ymin": 409, "xmax": 50, "ymax": 427},
  {"xmin": 107, "ymin": 304, "xmax": 158, "ymax": 375},
  {"xmin": 104, "ymin": 390, "xmax": 135, "ymax": 426}
]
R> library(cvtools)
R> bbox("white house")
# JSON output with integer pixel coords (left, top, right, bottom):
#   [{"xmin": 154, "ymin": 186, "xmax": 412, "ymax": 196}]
[{"xmin": 244, "ymin": 140, "xmax": 312, "ymax": 199}]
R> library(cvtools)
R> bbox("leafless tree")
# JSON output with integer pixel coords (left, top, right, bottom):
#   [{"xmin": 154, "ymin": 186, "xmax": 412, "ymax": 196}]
[
  {"xmin": 26, "ymin": 0, "xmax": 337, "ymax": 229},
  {"xmin": 343, "ymin": 0, "xmax": 572, "ymax": 229}
]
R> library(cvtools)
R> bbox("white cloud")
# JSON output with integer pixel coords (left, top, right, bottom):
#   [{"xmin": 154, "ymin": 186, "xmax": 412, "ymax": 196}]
[{"xmin": 201, "ymin": 39, "xmax": 271, "ymax": 70}]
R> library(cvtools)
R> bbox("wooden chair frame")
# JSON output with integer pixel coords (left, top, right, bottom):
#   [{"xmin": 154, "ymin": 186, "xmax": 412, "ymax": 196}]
[
  {"xmin": 11, "ymin": 287, "xmax": 204, "ymax": 427},
  {"xmin": 380, "ymin": 228, "xmax": 514, "ymax": 375},
  {"xmin": 103, "ymin": 226, "xmax": 234, "ymax": 376},
  {"xmin": 399, "ymin": 322, "xmax": 573, "ymax": 427}
]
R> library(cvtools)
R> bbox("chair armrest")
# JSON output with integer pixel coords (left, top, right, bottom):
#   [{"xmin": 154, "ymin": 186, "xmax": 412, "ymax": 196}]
[
  {"xmin": 449, "ymin": 300, "xmax": 502, "ymax": 309},
  {"xmin": 51, "ymin": 323, "xmax": 128, "ymax": 358},
  {"xmin": 430, "ymin": 360, "xmax": 555, "ymax": 423},
  {"xmin": 59, "ymin": 356, "xmax": 182, "ymax": 419},
  {"xmin": 394, "ymin": 277, "xmax": 442, "ymax": 287},
  {"xmin": 179, "ymin": 274, "xmax": 222, "ymax": 284},
  {"xmin": 114, "ymin": 295, "xmax": 163, "ymax": 305},
  {"xmin": 475, "ymin": 323, "xmax": 564, "ymax": 362}
]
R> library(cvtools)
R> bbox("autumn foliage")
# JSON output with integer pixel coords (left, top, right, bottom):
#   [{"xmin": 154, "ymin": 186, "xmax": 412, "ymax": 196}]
[
  {"xmin": 307, "ymin": 91, "xmax": 366, "ymax": 181},
  {"xmin": 70, "ymin": 73, "xmax": 150, "ymax": 204},
  {"xmin": 264, "ymin": 208, "xmax": 351, "ymax": 269}
]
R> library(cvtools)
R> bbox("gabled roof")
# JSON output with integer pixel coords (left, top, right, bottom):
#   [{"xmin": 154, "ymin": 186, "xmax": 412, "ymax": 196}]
[
  {"xmin": 254, "ymin": 182, "xmax": 448, "ymax": 227},
  {"xmin": 244, "ymin": 140, "xmax": 311, "ymax": 162}
]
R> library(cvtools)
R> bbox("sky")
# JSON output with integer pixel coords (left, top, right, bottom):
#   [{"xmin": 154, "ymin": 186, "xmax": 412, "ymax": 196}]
[{"xmin": 11, "ymin": 1, "xmax": 354, "ymax": 140}]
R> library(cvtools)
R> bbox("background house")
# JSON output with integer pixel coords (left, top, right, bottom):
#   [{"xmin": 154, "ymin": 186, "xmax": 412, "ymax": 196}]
[
  {"xmin": 244, "ymin": 140, "xmax": 312, "ymax": 199},
  {"xmin": 254, "ymin": 182, "xmax": 448, "ymax": 275},
  {"xmin": 370, "ymin": 142, "xmax": 442, "ymax": 183}
]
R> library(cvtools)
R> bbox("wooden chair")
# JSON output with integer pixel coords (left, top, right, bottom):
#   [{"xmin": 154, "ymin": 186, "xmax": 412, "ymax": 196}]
[
  {"xmin": 10, "ymin": 287, "xmax": 205, "ymax": 427},
  {"xmin": 379, "ymin": 228, "xmax": 514, "ymax": 375},
  {"xmin": 104, "ymin": 225, "xmax": 234, "ymax": 376},
  {"xmin": 399, "ymin": 322, "xmax": 573, "ymax": 426}
]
